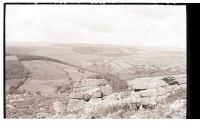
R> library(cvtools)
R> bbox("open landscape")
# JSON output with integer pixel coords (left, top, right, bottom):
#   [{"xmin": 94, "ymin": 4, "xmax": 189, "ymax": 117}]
[
  {"xmin": 5, "ymin": 5, "xmax": 186, "ymax": 119},
  {"xmin": 5, "ymin": 42, "xmax": 186, "ymax": 118}
]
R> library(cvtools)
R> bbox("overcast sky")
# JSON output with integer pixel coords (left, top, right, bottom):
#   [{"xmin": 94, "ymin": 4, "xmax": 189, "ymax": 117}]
[{"xmin": 6, "ymin": 5, "xmax": 186, "ymax": 48}]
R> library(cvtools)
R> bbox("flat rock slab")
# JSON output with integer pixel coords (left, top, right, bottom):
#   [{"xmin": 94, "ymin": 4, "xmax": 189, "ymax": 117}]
[
  {"xmin": 127, "ymin": 77, "xmax": 167, "ymax": 90},
  {"xmin": 139, "ymin": 84, "xmax": 183, "ymax": 98},
  {"xmin": 139, "ymin": 87, "xmax": 167, "ymax": 97}
]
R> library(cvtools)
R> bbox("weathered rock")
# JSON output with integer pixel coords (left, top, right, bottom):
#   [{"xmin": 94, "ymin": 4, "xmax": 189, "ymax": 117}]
[
  {"xmin": 72, "ymin": 87, "xmax": 81, "ymax": 92},
  {"xmin": 117, "ymin": 91, "xmax": 131, "ymax": 100},
  {"xmin": 165, "ymin": 85, "xmax": 181, "ymax": 92},
  {"xmin": 156, "ymin": 95, "xmax": 168, "ymax": 102},
  {"xmin": 162, "ymin": 74, "xmax": 186, "ymax": 86},
  {"xmin": 75, "ymin": 79, "xmax": 106, "ymax": 88},
  {"xmin": 176, "ymin": 75, "xmax": 186, "ymax": 85},
  {"xmin": 179, "ymin": 84, "xmax": 186, "ymax": 90},
  {"xmin": 92, "ymin": 91, "xmax": 103, "ymax": 98},
  {"xmin": 140, "ymin": 97, "xmax": 157, "ymax": 109},
  {"xmin": 105, "ymin": 91, "xmax": 140, "ymax": 101},
  {"xmin": 127, "ymin": 77, "xmax": 167, "ymax": 90},
  {"xmin": 6, "ymin": 104, "xmax": 14, "ymax": 109},
  {"xmin": 82, "ymin": 93, "xmax": 92, "ymax": 101},
  {"xmin": 73, "ymin": 86, "xmax": 95, "ymax": 92},
  {"xmin": 73, "ymin": 82, "xmax": 81, "ymax": 88},
  {"xmin": 162, "ymin": 76, "xmax": 178, "ymax": 85},
  {"xmin": 69, "ymin": 92, "xmax": 83, "ymax": 99},
  {"xmin": 101, "ymin": 84, "xmax": 113, "ymax": 96},
  {"xmin": 65, "ymin": 114, "xmax": 81, "ymax": 119},
  {"xmin": 105, "ymin": 93, "xmax": 119, "ymax": 100},
  {"xmin": 105, "ymin": 110, "xmax": 124, "ymax": 119},
  {"xmin": 67, "ymin": 99, "xmax": 86, "ymax": 112},
  {"xmin": 123, "ymin": 98, "xmax": 141, "ymax": 110},
  {"xmin": 84, "ymin": 96, "xmax": 141, "ymax": 118},
  {"xmin": 82, "ymin": 87, "xmax": 102, "ymax": 100},
  {"xmin": 66, "ymin": 75, "xmax": 186, "ymax": 118},
  {"xmin": 139, "ymin": 87, "xmax": 167, "ymax": 97},
  {"xmin": 169, "ymin": 99, "xmax": 186, "ymax": 111},
  {"xmin": 83, "ymin": 99, "xmax": 102, "ymax": 117},
  {"xmin": 18, "ymin": 98, "xmax": 25, "ymax": 101},
  {"xmin": 86, "ymin": 88, "xmax": 101, "ymax": 95}
]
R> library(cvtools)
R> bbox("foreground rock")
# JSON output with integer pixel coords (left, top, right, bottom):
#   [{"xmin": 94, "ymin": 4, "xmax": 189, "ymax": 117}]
[
  {"xmin": 127, "ymin": 77, "xmax": 167, "ymax": 91},
  {"xmin": 6, "ymin": 74, "xmax": 186, "ymax": 119},
  {"xmin": 66, "ymin": 74, "xmax": 186, "ymax": 119},
  {"xmin": 127, "ymin": 74, "xmax": 186, "ymax": 91},
  {"xmin": 67, "ymin": 79, "xmax": 113, "ymax": 113}
]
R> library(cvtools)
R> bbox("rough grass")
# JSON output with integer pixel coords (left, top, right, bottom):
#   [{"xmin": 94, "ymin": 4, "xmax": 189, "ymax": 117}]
[{"xmin": 6, "ymin": 93, "xmax": 56, "ymax": 118}]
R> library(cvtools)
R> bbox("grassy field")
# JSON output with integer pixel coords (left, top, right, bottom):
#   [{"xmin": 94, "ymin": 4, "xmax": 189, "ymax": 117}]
[{"xmin": 6, "ymin": 44, "xmax": 186, "ymax": 94}]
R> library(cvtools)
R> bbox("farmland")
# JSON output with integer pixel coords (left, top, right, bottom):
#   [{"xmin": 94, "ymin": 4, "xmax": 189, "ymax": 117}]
[{"xmin": 5, "ymin": 42, "xmax": 186, "ymax": 118}]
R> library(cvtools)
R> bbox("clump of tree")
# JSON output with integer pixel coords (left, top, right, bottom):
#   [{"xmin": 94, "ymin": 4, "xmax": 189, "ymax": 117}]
[
  {"xmin": 6, "ymin": 53, "xmax": 94, "ymax": 73},
  {"xmin": 35, "ymin": 91, "xmax": 42, "ymax": 95},
  {"xmin": 77, "ymin": 68, "xmax": 85, "ymax": 73},
  {"xmin": 8, "ymin": 86, "xmax": 26, "ymax": 94},
  {"xmin": 6, "ymin": 61, "xmax": 29, "ymax": 80}
]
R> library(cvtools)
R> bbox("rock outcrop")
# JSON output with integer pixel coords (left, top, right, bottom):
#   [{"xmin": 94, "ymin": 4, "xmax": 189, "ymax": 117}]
[
  {"xmin": 127, "ymin": 77, "xmax": 167, "ymax": 91},
  {"xmin": 67, "ymin": 79, "xmax": 113, "ymax": 113},
  {"xmin": 66, "ymin": 74, "xmax": 186, "ymax": 118}
]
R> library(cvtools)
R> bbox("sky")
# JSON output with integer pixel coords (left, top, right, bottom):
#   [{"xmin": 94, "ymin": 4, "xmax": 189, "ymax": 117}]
[{"xmin": 6, "ymin": 5, "xmax": 186, "ymax": 48}]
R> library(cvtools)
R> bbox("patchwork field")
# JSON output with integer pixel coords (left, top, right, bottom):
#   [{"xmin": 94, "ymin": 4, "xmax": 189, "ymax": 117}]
[{"xmin": 5, "ymin": 43, "xmax": 186, "ymax": 119}]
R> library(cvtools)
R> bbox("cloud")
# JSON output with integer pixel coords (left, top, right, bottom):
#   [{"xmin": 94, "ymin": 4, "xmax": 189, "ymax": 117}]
[{"xmin": 6, "ymin": 5, "xmax": 186, "ymax": 48}]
